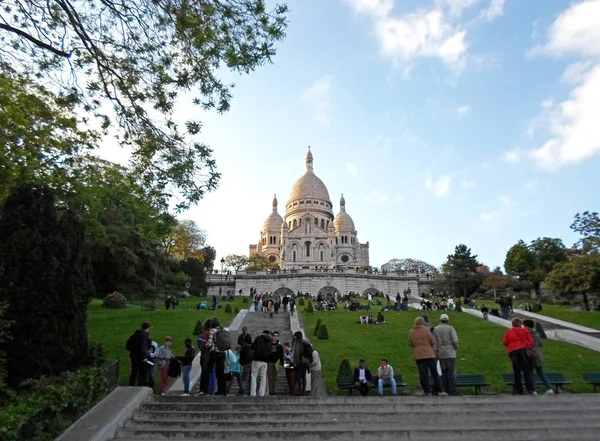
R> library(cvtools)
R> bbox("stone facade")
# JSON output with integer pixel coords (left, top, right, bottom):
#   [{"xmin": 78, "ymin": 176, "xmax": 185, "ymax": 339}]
[{"xmin": 250, "ymin": 148, "xmax": 369, "ymax": 269}]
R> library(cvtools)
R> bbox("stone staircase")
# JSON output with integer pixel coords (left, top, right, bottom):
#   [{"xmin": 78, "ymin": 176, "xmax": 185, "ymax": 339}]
[{"xmin": 113, "ymin": 394, "xmax": 600, "ymax": 440}]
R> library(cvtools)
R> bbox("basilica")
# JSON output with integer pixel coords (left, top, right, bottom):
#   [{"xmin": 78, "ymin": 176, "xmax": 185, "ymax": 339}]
[{"xmin": 249, "ymin": 149, "xmax": 370, "ymax": 269}]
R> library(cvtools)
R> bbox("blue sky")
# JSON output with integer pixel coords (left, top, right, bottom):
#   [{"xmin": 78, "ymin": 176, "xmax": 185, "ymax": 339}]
[{"xmin": 134, "ymin": 0, "xmax": 600, "ymax": 270}]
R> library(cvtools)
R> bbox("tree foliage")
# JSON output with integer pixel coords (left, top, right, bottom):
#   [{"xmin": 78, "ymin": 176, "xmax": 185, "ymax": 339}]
[
  {"xmin": 225, "ymin": 254, "xmax": 249, "ymax": 272},
  {"xmin": 247, "ymin": 254, "xmax": 275, "ymax": 271},
  {"xmin": 546, "ymin": 254, "xmax": 600, "ymax": 297},
  {"xmin": 381, "ymin": 258, "xmax": 438, "ymax": 273},
  {"xmin": 1, "ymin": 0, "xmax": 288, "ymax": 209},
  {"xmin": 530, "ymin": 237, "xmax": 568, "ymax": 274},
  {"xmin": 571, "ymin": 211, "xmax": 600, "ymax": 255},
  {"xmin": 441, "ymin": 244, "xmax": 481, "ymax": 298},
  {"xmin": 0, "ymin": 184, "xmax": 94, "ymax": 387},
  {"xmin": 164, "ymin": 220, "xmax": 206, "ymax": 260},
  {"xmin": 504, "ymin": 240, "xmax": 536, "ymax": 278}
]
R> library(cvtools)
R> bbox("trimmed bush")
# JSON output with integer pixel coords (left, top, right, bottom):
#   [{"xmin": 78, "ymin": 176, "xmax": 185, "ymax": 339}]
[
  {"xmin": 336, "ymin": 358, "xmax": 352, "ymax": 385},
  {"xmin": 234, "ymin": 306, "xmax": 240, "ymax": 313},
  {"xmin": 298, "ymin": 298, "xmax": 305, "ymax": 306},
  {"xmin": 102, "ymin": 291, "xmax": 127, "ymax": 309},
  {"xmin": 314, "ymin": 318, "xmax": 322, "ymax": 336},
  {"xmin": 242, "ymin": 297, "xmax": 249, "ymax": 304},
  {"xmin": 305, "ymin": 301, "xmax": 314, "ymax": 313},
  {"xmin": 224, "ymin": 304, "xmax": 232, "ymax": 313},
  {"xmin": 192, "ymin": 320, "xmax": 203, "ymax": 336},
  {"xmin": 317, "ymin": 324, "xmax": 329, "ymax": 340}
]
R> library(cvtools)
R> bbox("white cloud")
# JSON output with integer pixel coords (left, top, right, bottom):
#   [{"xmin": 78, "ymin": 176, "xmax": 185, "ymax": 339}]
[
  {"xmin": 461, "ymin": 180, "xmax": 476, "ymax": 189},
  {"xmin": 345, "ymin": 162, "xmax": 358, "ymax": 176},
  {"xmin": 480, "ymin": 0, "xmax": 505, "ymax": 21},
  {"xmin": 301, "ymin": 74, "xmax": 334, "ymax": 125},
  {"xmin": 527, "ymin": 0, "xmax": 600, "ymax": 169},
  {"xmin": 425, "ymin": 175, "xmax": 452, "ymax": 198},
  {"xmin": 478, "ymin": 210, "xmax": 502, "ymax": 222},
  {"xmin": 503, "ymin": 149, "xmax": 521, "ymax": 163},
  {"xmin": 499, "ymin": 194, "xmax": 513, "ymax": 207},
  {"xmin": 441, "ymin": 0, "xmax": 481, "ymax": 17},
  {"xmin": 366, "ymin": 190, "xmax": 390, "ymax": 204},
  {"xmin": 456, "ymin": 104, "xmax": 471, "ymax": 115}
]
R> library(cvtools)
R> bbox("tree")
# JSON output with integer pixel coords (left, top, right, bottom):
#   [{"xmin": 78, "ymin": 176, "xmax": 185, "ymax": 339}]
[
  {"xmin": 546, "ymin": 255, "xmax": 600, "ymax": 302},
  {"xmin": 381, "ymin": 258, "xmax": 438, "ymax": 274},
  {"xmin": 1, "ymin": 1, "xmax": 288, "ymax": 209},
  {"xmin": 225, "ymin": 254, "xmax": 249, "ymax": 272},
  {"xmin": 165, "ymin": 220, "xmax": 206, "ymax": 260},
  {"xmin": 442, "ymin": 244, "xmax": 480, "ymax": 298},
  {"xmin": 481, "ymin": 267, "xmax": 507, "ymax": 299},
  {"xmin": 530, "ymin": 237, "xmax": 568, "ymax": 274},
  {"xmin": 0, "ymin": 184, "xmax": 94, "ymax": 387},
  {"xmin": 504, "ymin": 240, "xmax": 536, "ymax": 279},
  {"xmin": 571, "ymin": 211, "xmax": 600, "ymax": 255},
  {"xmin": 246, "ymin": 254, "xmax": 274, "ymax": 271}
]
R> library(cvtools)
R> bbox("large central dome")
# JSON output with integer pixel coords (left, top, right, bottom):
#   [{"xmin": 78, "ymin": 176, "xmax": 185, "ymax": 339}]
[{"xmin": 287, "ymin": 148, "xmax": 331, "ymax": 204}]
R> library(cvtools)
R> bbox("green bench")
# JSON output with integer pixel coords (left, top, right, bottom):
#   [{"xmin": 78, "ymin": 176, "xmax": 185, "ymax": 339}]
[
  {"xmin": 583, "ymin": 372, "xmax": 600, "ymax": 392},
  {"xmin": 338, "ymin": 374, "xmax": 407, "ymax": 395},
  {"xmin": 502, "ymin": 372, "xmax": 571, "ymax": 394},
  {"xmin": 428, "ymin": 374, "xmax": 489, "ymax": 395}
]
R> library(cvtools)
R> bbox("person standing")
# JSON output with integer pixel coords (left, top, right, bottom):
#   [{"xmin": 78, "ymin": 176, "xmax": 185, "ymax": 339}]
[
  {"xmin": 409, "ymin": 317, "xmax": 443, "ymax": 396},
  {"xmin": 283, "ymin": 342, "xmax": 296, "ymax": 395},
  {"xmin": 250, "ymin": 330, "xmax": 272, "ymax": 396},
  {"xmin": 126, "ymin": 322, "xmax": 151, "ymax": 386},
  {"xmin": 147, "ymin": 338, "xmax": 159, "ymax": 390},
  {"xmin": 225, "ymin": 346, "xmax": 244, "ymax": 395},
  {"xmin": 310, "ymin": 349, "xmax": 325, "ymax": 396},
  {"xmin": 205, "ymin": 317, "xmax": 229, "ymax": 396},
  {"xmin": 503, "ymin": 318, "xmax": 536, "ymax": 395},
  {"xmin": 237, "ymin": 327, "xmax": 252, "ymax": 346},
  {"xmin": 292, "ymin": 331, "xmax": 313, "ymax": 396},
  {"xmin": 267, "ymin": 331, "xmax": 284, "ymax": 395},
  {"xmin": 156, "ymin": 336, "xmax": 173, "ymax": 395},
  {"xmin": 353, "ymin": 359, "xmax": 372, "ymax": 396},
  {"xmin": 198, "ymin": 319, "xmax": 211, "ymax": 395},
  {"xmin": 523, "ymin": 320, "xmax": 553, "ymax": 395},
  {"xmin": 176, "ymin": 338, "xmax": 195, "ymax": 396},
  {"xmin": 432, "ymin": 314, "xmax": 459, "ymax": 395},
  {"xmin": 377, "ymin": 359, "xmax": 397, "ymax": 396}
]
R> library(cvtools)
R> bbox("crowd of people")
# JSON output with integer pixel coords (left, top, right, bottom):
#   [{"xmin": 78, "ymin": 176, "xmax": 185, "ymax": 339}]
[{"xmin": 126, "ymin": 319, "xmax": 324, "ymax": 397}]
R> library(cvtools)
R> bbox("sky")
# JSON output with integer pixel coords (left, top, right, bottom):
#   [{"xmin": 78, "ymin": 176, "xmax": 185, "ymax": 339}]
[{"xmin": 103, "ymin": 0, "xmax": 600, "ymax": 270}]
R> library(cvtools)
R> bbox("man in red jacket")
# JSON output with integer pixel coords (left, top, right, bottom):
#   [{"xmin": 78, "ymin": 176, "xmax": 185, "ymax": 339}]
[{"xmin": 503, "ymin": 318, "xmax": 536, "ymax": 394}]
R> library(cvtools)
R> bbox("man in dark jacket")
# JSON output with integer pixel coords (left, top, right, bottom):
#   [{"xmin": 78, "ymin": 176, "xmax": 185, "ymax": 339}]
[
  {"xmin": 353, "ymin": 359, "xmax": 372, "ymax": 396},
  {"xmin": 250, "ymin": 330, "xmax": 272, "ymax": 396},
  {"xmin": 127, "ymin": 321, "xmax": 151, "ymax": 386},
  {"xmin": 292, "ymin": 331, "xmax": 312, "ymax": 396},
  {"xmin": 267, "ymin": 331, "xmax": 285, "ymax": 395},
  {"xmin": 237, "ymin": 327, "xmax": 252, "ymax": 346}
]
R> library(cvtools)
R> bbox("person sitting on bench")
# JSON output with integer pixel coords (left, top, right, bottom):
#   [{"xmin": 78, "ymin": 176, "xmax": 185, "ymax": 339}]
[
  {"xmin": 354, "ymin": 359, "xmax": 372, "ymax": 396},
  {"xmin": 377, "ymin": 359, "xmax": 397, "ymax": 396}
]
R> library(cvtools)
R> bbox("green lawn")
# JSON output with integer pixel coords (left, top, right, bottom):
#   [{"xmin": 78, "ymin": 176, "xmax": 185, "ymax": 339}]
[
  {"xmin": 301, "ymin": 302, "xmax": 600, "ymax": 394},
  {"xmin": 87, "ymin": 297, "xmax": 248, "ymax": 385},
  {"xmin": 533, "ymin": 304, "xmax": 600, "ymax": 331}
]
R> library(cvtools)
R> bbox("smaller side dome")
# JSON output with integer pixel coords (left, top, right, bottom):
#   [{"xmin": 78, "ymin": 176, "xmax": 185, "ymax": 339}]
[
  {"xmin": 334, "ymin": 193, "xmax": 355, "ymax": 232},
  {"xmin": 263, "ymin": 194, "xmax": 284, "ymax": 232}
]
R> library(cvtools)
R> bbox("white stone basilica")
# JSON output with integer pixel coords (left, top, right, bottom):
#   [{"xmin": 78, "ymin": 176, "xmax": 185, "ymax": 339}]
[{"xmin": 249, "ymin": 149, "xmax": 370, "ymax": 269}]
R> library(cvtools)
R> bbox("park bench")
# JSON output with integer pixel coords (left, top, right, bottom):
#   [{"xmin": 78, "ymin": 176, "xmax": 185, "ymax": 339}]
[
  {"xmin": 337, "ymin": 374, "xmax": 407, "ymax": 395},
  {"xmin": 582, "ymin": 372, "xmax": 600, "ymax": 392},
  {"xmin": 502, "ymin": 372, "xmax": 571, "ymax": 394},
  {"xmin": 428, "ymin": 373, "xmax": 489, "ymax": 395}
]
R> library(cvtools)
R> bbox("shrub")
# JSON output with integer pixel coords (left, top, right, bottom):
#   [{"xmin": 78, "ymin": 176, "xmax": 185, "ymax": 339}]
[
  {"xmin": 317, "ymin": 324, "xmax": 329, "ymax": 340},
  {"xmin": 455, "ymin": 301, "xmax": 463, "ymax": 312},
  {"xmin": 192, "ymin": 320, "xmax": 203, "ymax": 336},
  {"xmin": 314, "ymin": 318, "xmax": 322, "ymax": 336},
  {"xmin": 336, "ymin": 358, "xmax": 352, "ymax": 385},
  {"xmin": 102, "ymin": 292, "xmax": 127, "ymax": 309},
  {"xmin": 0, "ymin": 366, "xmax": 110, "ymax": 441},
  {"xmin": 234, "ymin": 306, "xmax": 240, "ymax": 313},
  {"xmin": 242, "ymin": 297, "xmax": 249, "ymax": 304},
  {"xmin": 305, "ymin": 301, "xmax": 314, "ymax": 313},
  {"xmin": 298, "ymin": 298, "xmax": 305, "ymax": 306},
  {"xmin": 224, "ymin": 304, "xmax": 232, "ymax": 313}
]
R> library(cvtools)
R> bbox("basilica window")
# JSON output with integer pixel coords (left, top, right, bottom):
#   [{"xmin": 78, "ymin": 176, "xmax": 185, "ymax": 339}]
[
  {"xmin": 314, "ymin": 218, "xmax": 318, "ymax": 225},
  {"xmin": 289, "ymin": 221, "xmax": 292, "ymax": 230},
  {"xmin": 341, "ymin": 254, "xmax": 349, "ymax": 263},
  {"xmin": 320, "ymin": 250, "xmax": 324, "ymax": 262},
  {"xmin": 305, "ymin": 241, "xmax": 311, "ymax": 257},
  {"xmin": 293, "ymin": 251, "xmax": 296, "ymax": 262},
  {"xmin": 320, "ymin": 219, "xmax": 325, "ymax": 229},
  {"xmin": 335, "ymin": 237, "xmax": 338, "ymax": 244},
  {"xmin": 327, "ymin": 220, "xmax": 329, "ymax": 228},
  {"xmin": 293, "ymin": 219, "xmax": 297, "ymax": 229},
  {"xmin": 299, "ymin": 201, "xmax": 305, "ymax": 204},
  {"xmin": 307, "ymin": 200, "xmax": 311, "ymax": 204},
  {"xmin": 268, "ymin": 255, "xmax": 277, "ymax": 263}
]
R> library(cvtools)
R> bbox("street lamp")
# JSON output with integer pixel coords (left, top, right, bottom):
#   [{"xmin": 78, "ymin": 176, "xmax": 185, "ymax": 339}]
[{"xmin": 219, "ymin": 257, "xmax": 225, "ymax": 298}]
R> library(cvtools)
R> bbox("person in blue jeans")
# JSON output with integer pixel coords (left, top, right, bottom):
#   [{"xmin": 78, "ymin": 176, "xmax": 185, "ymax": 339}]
[
  {"xmin": 377, "ymin": 359, "xmax": 397, "ymax": 396},
  {"xmin": 176, "ymin": 338, "xmax": 196, "ymax": 396},
  {"xmin": 524, "ymin": 319, "xmax": 554, "ymax": 395}
]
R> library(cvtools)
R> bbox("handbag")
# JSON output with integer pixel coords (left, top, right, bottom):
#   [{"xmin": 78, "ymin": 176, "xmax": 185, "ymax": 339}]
[{"xmin": 513, "ymin": 329, "xmax": 535, "ymax": 362}]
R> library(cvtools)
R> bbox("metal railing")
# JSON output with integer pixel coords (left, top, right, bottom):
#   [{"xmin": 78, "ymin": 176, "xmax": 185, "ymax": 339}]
[{"xmin": 102, "ymin": 358, "xmax": 120, "ymax": 391}]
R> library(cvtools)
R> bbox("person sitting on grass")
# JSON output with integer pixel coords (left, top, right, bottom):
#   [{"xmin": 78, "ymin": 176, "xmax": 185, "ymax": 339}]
[
  {"xmin": 359, "ymin": 314, "xmax": 368, "ymax": 325},
  {"xmin": 353, "ymin": 359, "xmax": 373, "ymax": 396},
  {"xmin": 375, "ymin": 311, "xmax": 386, "ymax": 324},
  {"xmin": 481, "ymin": 304, "xmax": 489, "ymax": 320},
  {"xmin": 377, "ymin": 359, "xmax": 397, "ymax": 396}
]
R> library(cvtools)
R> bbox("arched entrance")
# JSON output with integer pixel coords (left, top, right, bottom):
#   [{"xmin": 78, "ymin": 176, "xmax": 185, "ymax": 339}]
[
  {"xmin": 273, "ymin": 287, "xmax": 294, "ymax": 297},
  {"xmin": 363, "ymin": 287, "xmax": 383, "ymax": 298},
  {"xmin": 317, "ymin": 285, "xmax": 341, "ymax": 297}
]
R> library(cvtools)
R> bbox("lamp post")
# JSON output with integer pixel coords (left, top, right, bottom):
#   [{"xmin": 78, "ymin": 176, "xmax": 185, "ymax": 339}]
[{"xmin": 219, "ymin": 257, "xmax": 225, "ymax": 298}]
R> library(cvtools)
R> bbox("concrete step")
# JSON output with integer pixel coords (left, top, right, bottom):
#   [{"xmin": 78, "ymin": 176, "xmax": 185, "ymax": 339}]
[
  {"xmin": 132, "ymin": 409, "xmax": 597, "ymax": 422},
  {"xmin": 114, "ymin": 426, "xmax": 600, "ymax": 440}
]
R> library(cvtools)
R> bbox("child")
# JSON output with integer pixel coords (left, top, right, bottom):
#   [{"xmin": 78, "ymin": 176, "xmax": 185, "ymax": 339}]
[
  {"xmin": 156, "ymin": 336, "xmax": 173, "ymax": 395},
  {"xmin": 225, "ymin": 345, "xmax": 244, "ymax": 395},
  {"xmin": 176, "ymin": 338, "xmax": 196, "ymax": 396}
]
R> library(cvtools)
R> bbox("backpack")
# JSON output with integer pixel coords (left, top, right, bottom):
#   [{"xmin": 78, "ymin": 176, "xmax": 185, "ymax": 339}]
[
  {"xmin": 215, "ymin": 328, "xmax": 232, "ymax": 352},
  {"xmin": 125, "ymin": 334, "xmax": 136, "ymax": 352},
  {"xmin": 254, "ymin": 337, "xmax": 270, "ymax": 360},
  {"xmin": 302, "ymin": 341, "xmax": 314, "ymax": 365}
]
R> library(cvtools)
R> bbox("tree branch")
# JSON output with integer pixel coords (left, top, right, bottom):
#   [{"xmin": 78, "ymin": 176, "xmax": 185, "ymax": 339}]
[{"xmin": 0, "ymin": 23, "xmax": 71, "ymax": 58}]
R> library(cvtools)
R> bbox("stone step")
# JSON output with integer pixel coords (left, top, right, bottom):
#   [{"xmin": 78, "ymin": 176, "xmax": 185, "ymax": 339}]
[
  {"xmin": 114, "ymin": 426, "xmax": 600, "ymax": 440},
  {"xmin": 132, "ymin": 409, "xmax": 598, "ymax": 422},
  {"xmin": 126, "ymin": 414, "xmax": 598, "ymax": 429}
]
